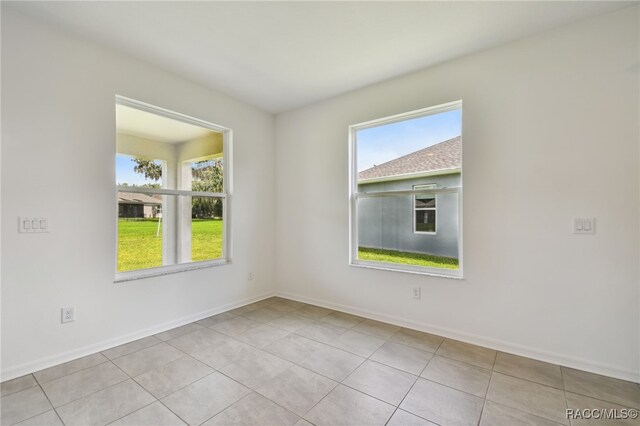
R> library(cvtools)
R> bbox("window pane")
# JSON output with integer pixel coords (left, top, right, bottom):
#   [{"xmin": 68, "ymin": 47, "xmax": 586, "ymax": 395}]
[
  {"xmin": 356, "ymin": 192, "xmax": 459, "ymax": 270},
  {"xmin": 415, "ymin": 210, "xmax": 436, "ymax": 232},
  {"xmin": 191, "ymin": 197, "xmax": 224, "ymax": 261},
  {"xmin": 117, "ymin": 191, "xmax": 164, "ymax": 272},
  {"xmin": 116, "ymin": 154, "xmax": 164, "ymax": 188},
  {"xmin": 188, "ymin": 159, "xmax": 224, "ymax": 193},
  {"xmin": 415, "ymin": 197, "xmax": 435, "ymax": 208}
]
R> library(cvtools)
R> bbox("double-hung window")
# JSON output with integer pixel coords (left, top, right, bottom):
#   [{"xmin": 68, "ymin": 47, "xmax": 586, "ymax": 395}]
[
  {"xmin": 414, "ymin": 184, "xmax": 437, "ymax": 234},
  {"xmin": 115, "ymin": 96, "xmax": 231, "ymax": 281},
  {"xmin": 349, "ymin": 101, "xmax": 462, "ymax": 278}
]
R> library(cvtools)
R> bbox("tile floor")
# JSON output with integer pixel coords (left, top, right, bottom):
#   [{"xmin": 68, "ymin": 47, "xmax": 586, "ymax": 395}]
[{"xmin": 1, "ymin": 297, "xmax": 639, "ymax": 426}]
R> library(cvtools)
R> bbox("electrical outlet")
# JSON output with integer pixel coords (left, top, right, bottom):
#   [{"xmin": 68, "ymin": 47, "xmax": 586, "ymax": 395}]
[
  {"xmin": 248, "ymin": 272, "xmax": 254, "ymax": 281},
  {"xmin": 61, "ymin": 307, "xmax": 75, "ymax": 323},
  {"xmin": 412, "ymin": 286, "xmax": 421, "ymax": 299}
]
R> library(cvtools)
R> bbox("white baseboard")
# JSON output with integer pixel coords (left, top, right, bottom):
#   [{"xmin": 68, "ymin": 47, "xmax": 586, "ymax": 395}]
[
  {"xmin": 276, "ymin": 290, "xmax": 640, "ymax": 383},
  {"xmin": 1, "ymin": 291, "xmax": 275, "ymax": 382}
]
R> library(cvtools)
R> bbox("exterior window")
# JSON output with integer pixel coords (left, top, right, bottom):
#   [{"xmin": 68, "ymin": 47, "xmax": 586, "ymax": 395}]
[
  {"xmin": 414, "ymin": 184, "xmax": 436, "ymax": 233},
  {"xmin": 115, "ymin": 96, "xmax": 231, "ymax": 281},
  {"xmin": 349, "ymin": 101, "xmax": 462, "ymax": 278}
]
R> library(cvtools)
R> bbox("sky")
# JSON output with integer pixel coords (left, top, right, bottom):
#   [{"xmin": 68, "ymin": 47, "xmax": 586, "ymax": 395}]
[
  {"xmin": 116, "ymin": 154, "xmax": 162, "ymax": 186},
  {"xmin": 357, "ymin": 108, "xmax": 462, "ymax": 172}
]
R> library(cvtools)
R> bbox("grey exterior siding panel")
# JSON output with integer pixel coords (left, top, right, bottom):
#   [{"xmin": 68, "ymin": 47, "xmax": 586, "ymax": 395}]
[{"xmin": 357, "ymin": 173, "xmax": 460, "ymax": 258}]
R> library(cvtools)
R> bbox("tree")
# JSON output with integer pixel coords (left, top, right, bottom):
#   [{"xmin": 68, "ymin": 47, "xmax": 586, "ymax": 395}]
[
  {"xmin": 192, "ymin": 160, "xmax": 223, "ymax": 218},
  {"xmin": 132, "ymin": 159, "xmax": 162, "ymax": 181}
]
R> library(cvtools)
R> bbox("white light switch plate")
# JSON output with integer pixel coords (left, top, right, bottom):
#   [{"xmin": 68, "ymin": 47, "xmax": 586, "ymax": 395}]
[
  {"xmin": 573, "ymin": 217, "xmax": 595, "ymax": 234},
  {"xmin": 19, "ymin": 217, "xmax": 50, "ymax": 233}
]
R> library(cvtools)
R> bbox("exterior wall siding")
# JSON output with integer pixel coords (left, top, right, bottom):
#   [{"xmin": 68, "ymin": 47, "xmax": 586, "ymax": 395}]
[{"xmin": 358, "ymin": 173, "xmax": 460, "ymax": 258}]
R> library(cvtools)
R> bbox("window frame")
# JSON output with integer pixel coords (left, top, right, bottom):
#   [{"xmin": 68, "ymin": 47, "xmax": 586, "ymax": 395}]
[
  {"xmin": 348, "ymin": 101, "xmax": 463, "ymax": 279},
  {"xmin": 114, "ymin": 95, "xmax": 233, "ymax": 282},
  {"xmin": 413, "ymin": 183, "xmax": 437, "ymax": 235}
]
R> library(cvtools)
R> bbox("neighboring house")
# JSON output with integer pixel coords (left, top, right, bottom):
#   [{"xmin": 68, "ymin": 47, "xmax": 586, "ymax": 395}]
[
  {"xmin": 117, "ymin": 191, "xmax": 162, "ymax": 219},
  {"xmin": 358, "ymin": 136, "xmax": 461, "ymax": 258}
]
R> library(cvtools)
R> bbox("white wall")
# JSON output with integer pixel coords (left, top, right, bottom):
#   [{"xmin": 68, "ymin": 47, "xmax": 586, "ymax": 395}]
[
  {"xmin": 275, "ymin": 7, "xmax": 640, "ymax": 381},
  {"xmin": 1, "ymin": 9, "xmax": 276, "ymax": 379}
]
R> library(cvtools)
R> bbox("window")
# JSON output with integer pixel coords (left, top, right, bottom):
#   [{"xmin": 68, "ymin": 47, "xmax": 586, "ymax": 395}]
[
  {"xmin": 414, "ymin": 184, "xmax": 436, "ymax": 234},
  {"xmin": 349, "ymin": 101, "xmax": 462, "ymax": 278},
  {"xmin": 115, "ymin": 96, "xmax": 231, "ymax": 281}
]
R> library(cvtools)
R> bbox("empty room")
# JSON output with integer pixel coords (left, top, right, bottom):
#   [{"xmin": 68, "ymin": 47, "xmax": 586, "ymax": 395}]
[{"xmin": 1, "ymin": 1, "xmax": 639, "ymax": 425}]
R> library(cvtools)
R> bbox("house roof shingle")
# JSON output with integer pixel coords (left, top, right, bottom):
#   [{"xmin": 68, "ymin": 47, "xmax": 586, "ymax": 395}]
[
  {"xmin": 358, "ymin": 136, "xmax": 461, "ymax": 181},
  {"xmin": 117, "ymin": 191, "xmax": 162, "ymax": 205}
]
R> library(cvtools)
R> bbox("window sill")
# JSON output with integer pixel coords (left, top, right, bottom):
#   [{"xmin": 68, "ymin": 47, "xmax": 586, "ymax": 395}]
[
  {"xmin": 115, "ymin": 259, "xmax": 230, "ymax": 283},
  {"xmin": 350, "ymin": 260, "xmax": 463, "ymax": 280}
]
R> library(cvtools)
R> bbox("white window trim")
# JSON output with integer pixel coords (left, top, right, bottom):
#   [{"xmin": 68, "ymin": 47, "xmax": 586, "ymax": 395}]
[
  {"xmin": 413, "ymin": 184, "xmax": 437, "ymax": 235},
  {"xmin": 114, "ymin": 95, "xmax": 233, "ymax": 283},
  {"xmin": 348, "ymin": 100, "xmax": 463, "ymax": 279}
]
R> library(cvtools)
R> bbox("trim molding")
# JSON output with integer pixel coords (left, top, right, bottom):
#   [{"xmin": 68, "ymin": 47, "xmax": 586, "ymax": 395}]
[
  {"xmin": 276, "ymin": 290, "xmax": 640, "ymax": 383},
  {"xmin": 0, "ymin": 291, "xmax": 275, "ymax": 381}
]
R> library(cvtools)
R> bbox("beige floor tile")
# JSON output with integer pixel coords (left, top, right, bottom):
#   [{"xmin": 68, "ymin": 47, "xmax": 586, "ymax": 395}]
[
  {"xmin": 267, "ymin": 313, "xmax": 317, "ymax": 332},
  {"xmin": 481, "ymin": 401, "xmax": 565, "ymax": 426},
  {"xmin": 267, "ymin": 301, "xmax": 301, "ymax": 314},
  {"xmin": 562, "ymin": 367, "xmax": 640, "ymax": 409},
  {"xmin": 371, "ymin": 341, "xmax": 433, "ymax": 375},
  {"xmin": 294, "ymin": 322, "xmax": 348, "ymax": 345},
  {"xmin": 436, "ymin": 339, "xmax": 496, "ymax": 369},
  {"xmin": 154, "ymin": 323, "xmax": 204, "ymax": 342},
  {"xmin": 203, "ymin": 392, "xmax": 299, "ymax": 425},
  {"xmin": 343, "ymin": 360, "xmax": 417, "ymax": 405},
  {"xmin": 390, "ymin": 328, "xmax": 443, "ymax": 353},
  {"xmin": 166, "ymin": 328, "xmax": 227, "ymax": 354},
  {"xmin": 56, "ymin": 379, "xmax": 154, "ymax": 426},
  {"xmin": 565, "ymin": 392, "xmax": 639, "ymax": 426},
  {"xmin": 304, "ymin": 384, "xmax": 395, "ymax": 426},
  {"xmin": 494, "ymin": 352, "xmax": 563, "ymax": 389},
  {"xmin": 487, "ymin": 372, "xmax": 569, "ymax": 425},
  {"xmin": 14, "ymin": 410, "xmax": 63, "ymax": 426},
  {"xmin": 234, "ymin": 324, "xmax": 290, "ymax": 348},
  {"xmin": 257, "ymin": 365, "xmax": 337, "ymax": 416},
  {"xmin": 387, "ymin": 410, "xmax": 438, "ymax": 426},
  {"xmin": 220, "ymin": 347, "xmax": 293, "ymax": 389},
  {"xmin": 400, "ymin": 378, "xmax": 484, "ymax": 426},
  {"xmin": 0, "ymin": 374, "xmax": 38, "ymax": 397},
  {"xmin": 294, "ymin": 419, "xmax": 314, "ymax": 426},
  {"xmin": 34, "ymin": 353, "xmax": 108, "ymax": 384},
  {"xmin": 196, "ymin": 312, "xmax": 237, "ymax": 328},
  {"xmin": 189, "ymin": 336, "xmax": 255, "ymax": 370},
  {"xmin": 41, "ymin": 362, "xmax": 128, "ymax": 407},
  {"xmin": 0, "ymin": 386, "xmax": 52, "ymax": 425},
  {"xmin": 102, "ymin": 336, "xmax": 162, "ymax": 360},
  {"xmin": 353, "ymin": 319, "xmax": 400, "ymax": 339},
  {"xmin": 331, "ymin": 329, "xmax": 386, "ymax": 357},
  {"xmin": 211, "ymin": 316, "xmax": 261, "ymax": 336},
  {"xmin": 277, "ymin": 299, "xmax": 307, "ymax": 309},
  {"xmin": 320, "ymin": 311, "xmax": 365, "ymax": 329},
  {"xmin": 421, "ymin": 355, "xmax": 491, "ymax": 397},
  {"xmin": 264, "ymin": 334, "xmax": 364, "ymax": 381},
  {"xmin": 112, "ymin": 343, "xmax": 184, "ymax": 377},
  {"xmin": 161, "ymin": 372, "xmax": 251, "ymax": 426},
  {"xmin": 242, "ymin": 306, "xmax": 284, "ymax": 323},
  {"xmin": 110, "ymin": 401, "xmax": 186, "ymax": 426},
  {"xmin": 227, "ymin": 305, "xmax": 258, "ymax": 316},
  {"xmin": 296, "ymin": 305, "xmax": 334, "ymax": 320},
  {"xmin": 134, "ymin": 356, "xmax": 214, "ymax": 398}
]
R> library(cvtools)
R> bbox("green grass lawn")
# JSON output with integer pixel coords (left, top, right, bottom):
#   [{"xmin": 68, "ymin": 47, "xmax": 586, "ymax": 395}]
[
  {"xmin": 358, "ymin": 247, "xmax": 459, "ymax": 270},
  {"xmin": 118, "ymin": 218, "xmax": 222, "ymax": 272}
]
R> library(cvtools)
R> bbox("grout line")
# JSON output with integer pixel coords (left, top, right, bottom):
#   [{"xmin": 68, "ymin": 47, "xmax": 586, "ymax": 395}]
[
  {"xmin": 103, "ymin": 400, "xmax": 159, "ymax": 426},
  {"xmin": 10, "ymin": 298, "xmax": 635, "ymax": 426},
  {"xmin": 33, "ymin": 357, "xmax": 111, "ymax": 387}
]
